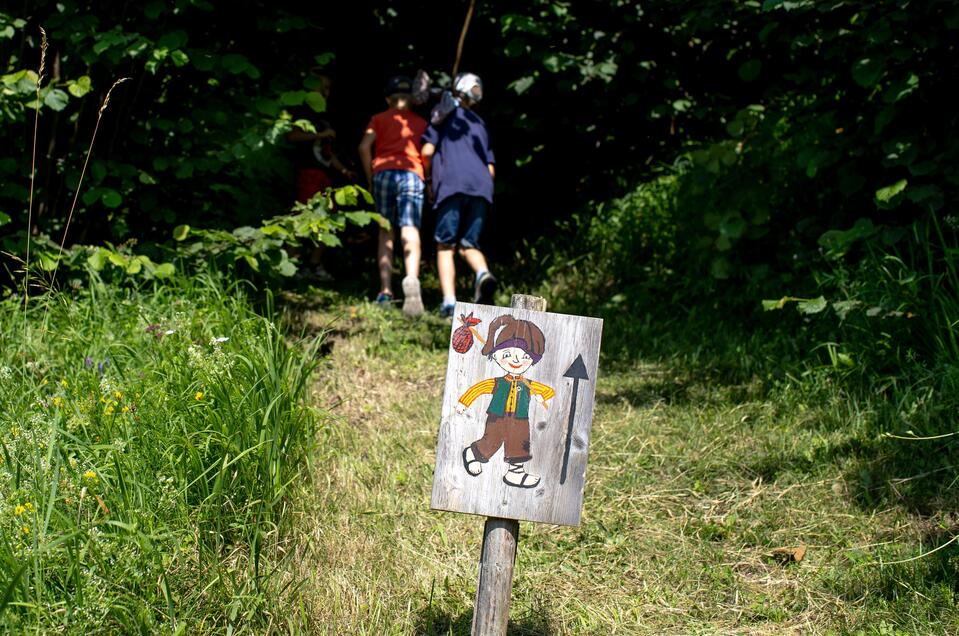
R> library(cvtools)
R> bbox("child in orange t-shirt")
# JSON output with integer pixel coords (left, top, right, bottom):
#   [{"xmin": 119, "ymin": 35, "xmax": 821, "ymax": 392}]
[{"xmin": 358, "ymin": 75, "xmax": 428, "ymax": 316}]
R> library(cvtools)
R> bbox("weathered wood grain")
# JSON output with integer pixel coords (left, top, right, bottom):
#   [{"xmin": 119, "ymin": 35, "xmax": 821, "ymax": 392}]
[
  {"xmin": 431, "ymin": 299, "xmax": 604, "ymax": 527},
  {"xmin": 471, "ymin": 517, "xmax": 519, "ymax": 636},
  {"xmin": 471, "ymin": 295, "xmax": 542, "ymax": 636}
]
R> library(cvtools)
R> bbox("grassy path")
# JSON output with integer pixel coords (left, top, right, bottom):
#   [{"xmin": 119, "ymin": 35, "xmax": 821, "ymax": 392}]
[{"xmin": 286, "ymin": 298, "xmax": 957, "ymax": 635}]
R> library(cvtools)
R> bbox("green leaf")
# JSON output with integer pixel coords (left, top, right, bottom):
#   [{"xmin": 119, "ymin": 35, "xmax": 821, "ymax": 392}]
[
  {"xmin": 153, "ymin": 262, "xmax": 175, "ymax": 278},
  {"xmin": 87, "ymin": 248, "xmax": 108, "ymax": 271},
  {"xmin": 291, "ymin": 118, "xmax": 317, "ymax": 134},
  {"xmin": 304, "ymin": 92, "xmax": 326, "ymax": 112},
  {"xmin": 157, "ymin": 30, "xmax": 188, "ymax": 49},
  {"xmin": 851, "ymin": 57, "xmax": 884, "ymax": 88},
  {"xmin": 509, "ymin": 76, "xmax": 535, "ymax": 95},
  {"xmin": 67, "ymin": 76, "xmax": 92, "ymax": 98},
  {"xmin": 719, "ymin": 215, "xmax": 747, "ymax": 239},
  {"xmin": 43, "ymin": 89, "xmax": 69, "ymax": 111},
  {"xmin": 173, "ymin": 224, "xmax": 190, "ymax": 241},
  {"xmin": 101, "ymin": 189, "xmax": 123, "ymax": 208},
  {"xmin": 0, "ymin": 211, "xmax": 10, "ymax": 226},
  {"xmin": 144, "ymin": 1, "xmax": 166, "ymax": 19},
  {"xmin": 874, "ymin": 179, "xmax": 907, "ymax": 204},
  {"xmin": 175, "ymin": 162, "xmax": 194, "ymax": 179},
  {"xmin": 317, "ymin": 232, "xmax": 342, "ymax": 247},
  {"xmin": 280, "ymin": 91, "xmax": 306, "ymax": 106},
  {"xmin": 762, "ymin": 297, "xmax": 789, "ymax": 311},
  {"xmin": 818, "ymin": 218, "xmax": 877, "ymax": 259},
  {"xmin": 726, "ymin": 119, "xmax": 745, "ymax": 138},
  {"xmin": 277, "ymin": 258, "xmax": 297, "ymax": 277},
  {"xmin": 710, "ymin": 257, "xmax": 731, "ymax": 280},
  {"xmin": 738, "ymin": 59, "xmax": 762, "ymax": 82},
  {"xmin": 832, "ymin": 300, "xmax": 861, "ymax": 321},
  {"xmin": 334, "ymin": 186, "xmax": 359, "ymax": 207},
  {"xmin": 222, "ymin": 53, "xmax": 252, "ymax": 74},
  {"xmin": 170, "ymin": 50, "xmax": 189, "ymax": 67},
  {"xmin": 906, "ymin": 184, "xmax": 944, "ymax": 211},
  {"xmin": 796, "ymin": 296, "xmax": 827, "ymax": 314},
  {"xmin": 344, "ymin": 211, "xmax": 373, "ymax": 225},
  {"xmin": 39, "ymin": 253, "xmax": 58, "ymax": 271}
]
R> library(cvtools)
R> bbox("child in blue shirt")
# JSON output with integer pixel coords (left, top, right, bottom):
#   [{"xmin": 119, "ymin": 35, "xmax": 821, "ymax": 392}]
[{"xmin": 421, "ymin": 73, "xmax": 498, "ymax": 317}]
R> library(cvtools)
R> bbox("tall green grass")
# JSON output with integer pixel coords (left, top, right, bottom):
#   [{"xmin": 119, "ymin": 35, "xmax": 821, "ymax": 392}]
[{"xmin": 0, "ymin": 273, "xmax": 322, "ymax": 633}]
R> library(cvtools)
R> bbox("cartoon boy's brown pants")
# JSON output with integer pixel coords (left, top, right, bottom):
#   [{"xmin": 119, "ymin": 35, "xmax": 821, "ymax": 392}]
[{"xmin": 470, "ymin": 414, "xmax": 532, "ymax": 464}]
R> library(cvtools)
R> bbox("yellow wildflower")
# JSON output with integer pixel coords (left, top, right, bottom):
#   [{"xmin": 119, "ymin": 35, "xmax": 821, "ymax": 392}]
[
  {"xmin": 14, "ymin": 504, "xmax": 25, "ymax": 516},
  {"xmin": 52, "ymin": 396, "xmax": 64, "ymax": 408},
  {"xmin": 104, "ymin": 404, "xmax": 115, "ymax": 416},
  {"xmin": 121, "ymin": 405, "xmax": 130, "ymax": 414},
  {"xmin": 25, "ymin": 502, "xmax": 34, "ymax": 512},
  {"xmin": 83, "ymin": 470, "xmax": 98, "ymax": 483},
  {"xmin": 40, "ymin": 378, "xmax": 48, "ymax": 386},
  {"xmin": 60, "ymin": 378, "xmax": 69, "ymax": 387},
  {"xmin": 194, "ymin": 391, "xmax": 204, "ymax": 401},
  {"xmin": 114, "ymin": 390, "xmax": 123, "ymax": 400},
  {"xmin": 21, "ymin": 525, "xmax": 30, "ymax": 535}
]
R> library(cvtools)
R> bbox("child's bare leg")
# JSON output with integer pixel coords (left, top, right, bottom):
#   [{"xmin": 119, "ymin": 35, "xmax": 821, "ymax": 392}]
[
  {"xmin": 457, "ymin": 246, "xmax": 489, "ymax": 274},
  {"xmin": 377, "ymin": 227, "xmax": 394, "ymax": 294},
  {"xmin": 437, "ymin": 244, "xmax": 457, "ymax": 299},
  {"xmin": 400, "ymin": 226, "xmax": 421, "ymax": 280}
]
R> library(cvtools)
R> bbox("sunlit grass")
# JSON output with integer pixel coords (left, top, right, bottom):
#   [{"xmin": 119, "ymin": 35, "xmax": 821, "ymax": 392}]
[{"xmin": 0, "ymin": 274, "xmax": 322, "ymax": 633}]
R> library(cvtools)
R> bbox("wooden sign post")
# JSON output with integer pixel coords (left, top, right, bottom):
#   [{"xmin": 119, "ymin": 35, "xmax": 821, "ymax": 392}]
[{"xmin": 431, "ymin": 294, "xmax": 603, "ymax": 635}]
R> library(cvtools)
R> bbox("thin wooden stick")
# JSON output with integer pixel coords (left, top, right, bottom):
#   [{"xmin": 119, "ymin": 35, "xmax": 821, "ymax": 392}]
[{"xmin": 451, "ymin": 0, "xmax": 477, "ymax": 81}]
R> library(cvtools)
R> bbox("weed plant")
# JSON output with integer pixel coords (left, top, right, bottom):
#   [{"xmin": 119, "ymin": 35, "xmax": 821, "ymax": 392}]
[{"xmin": 0, "ymin": 272, "xmax": 322, "ymax": 633}]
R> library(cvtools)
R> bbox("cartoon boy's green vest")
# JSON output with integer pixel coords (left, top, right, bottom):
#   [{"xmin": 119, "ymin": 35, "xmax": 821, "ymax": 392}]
[{"xmin": 486, "ymin": 376, "xmax": 532, "ymax": 419}]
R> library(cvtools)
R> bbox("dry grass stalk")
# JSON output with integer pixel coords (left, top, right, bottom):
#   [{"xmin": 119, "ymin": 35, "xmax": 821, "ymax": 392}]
[
  {"xmin": 51, "ymin": 77, "xmax": 130, "ymax": 277},
  {"xmin": 24, "ymin": 26, "xmax": 48, "ymax": 332}
]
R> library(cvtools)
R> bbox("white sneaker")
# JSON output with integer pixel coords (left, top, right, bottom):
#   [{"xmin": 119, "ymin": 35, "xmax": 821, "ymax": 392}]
[
  {"xmin": 401, "ymin": 276, "xmax": 424, "ymax": 317},
  {"xmin": 503, "ymin": 463, "xmax": 540, "ymax": 488}
]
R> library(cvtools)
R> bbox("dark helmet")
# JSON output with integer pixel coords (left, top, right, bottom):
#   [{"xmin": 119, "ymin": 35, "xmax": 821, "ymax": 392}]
[{"xmin": 383, "ymin": 75, "xmax": 413, "ymax": 97}]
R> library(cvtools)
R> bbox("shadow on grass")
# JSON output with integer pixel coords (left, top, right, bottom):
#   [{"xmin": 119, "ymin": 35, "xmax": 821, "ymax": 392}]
[
  {"xmin": 845, "ymin": 433, "xmax": 959, "ymax": 517},
  {"xmin": 414, "ymin": 608, "xmax": 556, "ymax": 636}
]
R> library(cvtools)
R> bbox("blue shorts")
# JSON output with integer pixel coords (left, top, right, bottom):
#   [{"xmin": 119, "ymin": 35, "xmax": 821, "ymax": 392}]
[
  {"xmin": 434, "ymin": 194, "xmax": 488, "ymax": 248},
  {"xmin": 373, "ymin": 170, "xmax": 424, "ymax": 228}
]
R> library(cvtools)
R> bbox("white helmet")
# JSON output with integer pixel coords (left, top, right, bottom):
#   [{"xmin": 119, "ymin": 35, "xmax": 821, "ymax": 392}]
[{"xmin": 453, "ymin": 73, "xmax": 483, "ymax": 103}]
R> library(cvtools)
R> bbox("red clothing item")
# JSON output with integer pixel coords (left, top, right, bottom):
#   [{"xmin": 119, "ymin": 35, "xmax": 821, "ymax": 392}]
[
  {"xmin": 366, "ymin": 108, "xmax": 428, "ymax": 180},
  {"xmin": 296, "ymin": 168, "xmax": 333, "ymax": 203}
]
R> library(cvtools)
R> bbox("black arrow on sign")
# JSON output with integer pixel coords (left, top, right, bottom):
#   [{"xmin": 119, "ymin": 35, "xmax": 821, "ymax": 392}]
[{"xmin": 560, "ymin": 354, "xmax": 589, "ymax": 485}]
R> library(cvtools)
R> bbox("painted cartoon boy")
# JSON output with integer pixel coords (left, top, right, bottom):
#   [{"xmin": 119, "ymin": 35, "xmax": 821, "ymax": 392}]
[{"xmin": 457, "ymin": 314, "xmax": 555, "ymax": 488}]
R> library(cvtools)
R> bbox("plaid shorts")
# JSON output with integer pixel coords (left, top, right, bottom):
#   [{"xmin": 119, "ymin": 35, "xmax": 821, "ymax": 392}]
[{"xmin": 372, "ymin": 169, "xmax": 424, "ymax": 228}]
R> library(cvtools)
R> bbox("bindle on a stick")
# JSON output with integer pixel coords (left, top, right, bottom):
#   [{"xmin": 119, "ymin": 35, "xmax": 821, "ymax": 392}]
[{"xmin": 430, "ymin": 294, "xmax": 603, "ymax": 635}]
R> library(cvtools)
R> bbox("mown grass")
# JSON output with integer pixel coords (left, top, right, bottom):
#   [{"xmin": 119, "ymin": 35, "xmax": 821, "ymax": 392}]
[
  {"xmin": 288, "ymin": 291, "xmax": 959, "ymax": 635},
  {"xmin": 0, "ymin": 274, "xmax": 323, "ymax": 633}
]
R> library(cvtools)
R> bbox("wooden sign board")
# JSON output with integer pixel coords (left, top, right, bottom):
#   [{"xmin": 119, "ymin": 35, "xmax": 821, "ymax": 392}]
[{"xmin": 431, "ymin": 302, "xmax": 603, "ymax": 527}]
